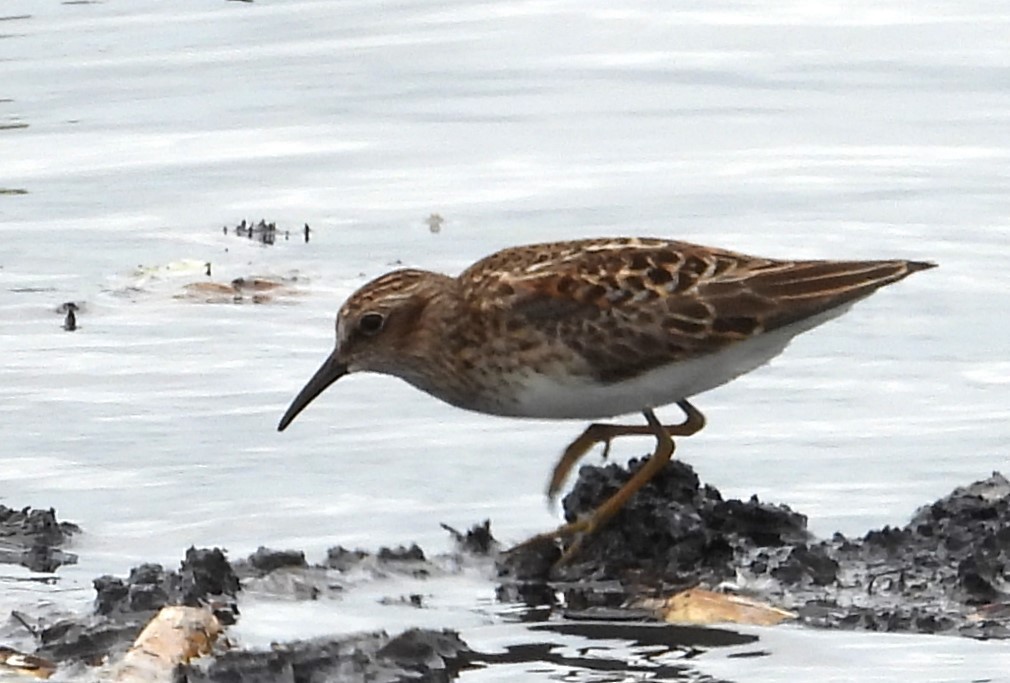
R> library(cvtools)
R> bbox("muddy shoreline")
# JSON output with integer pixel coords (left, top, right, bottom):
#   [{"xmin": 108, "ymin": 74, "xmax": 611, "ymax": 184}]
[
  {"xmin": 1, "ymin": 463, "xmax": 1007, "ymax": 679},
  {"xmin": 503, "ymin": 460, "xmax": 1010, "ymax": 639}
]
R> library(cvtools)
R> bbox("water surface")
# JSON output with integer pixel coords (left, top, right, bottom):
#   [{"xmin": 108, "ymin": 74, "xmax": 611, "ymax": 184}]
[{"xmin": 1, "ymin": 1, "xmax": 1008, "ymax": 680}]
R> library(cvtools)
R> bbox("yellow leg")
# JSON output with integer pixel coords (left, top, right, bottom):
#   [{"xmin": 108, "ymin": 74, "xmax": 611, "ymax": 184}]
[
  {"xmin": 513, "ymin": 407, "xmax": 679, "ymax": 564},
  {"xmin": 546, "ymin": 399, "xmax": 705, "ymax": 501}
]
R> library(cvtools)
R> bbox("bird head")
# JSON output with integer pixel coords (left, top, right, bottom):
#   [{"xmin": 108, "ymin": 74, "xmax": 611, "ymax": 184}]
[{"xmin": 277, "ymin": 269, "xmax": 448, "ymax": 431}]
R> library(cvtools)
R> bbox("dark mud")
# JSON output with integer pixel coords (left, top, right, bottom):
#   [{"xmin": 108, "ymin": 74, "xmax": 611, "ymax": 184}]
[
  {"xmin": 0, "ymin": 505, "xmax": 78, "ymax": 572},
  {"xmin": 184, "ymin": 628, "xmax": 474, "ymax": 683},
  {"xmin": 37, "ymin": 547, "xmax": 240, "ymax": 664},
  {"xmin": 501, "ymin": 459, "xmax": 1010, "ymax": 639},
  {"xmin": 17, "ymin": 543, "xmax": 484, "ymax": 681},
  {"xmin": 3, "ymin": 466, "xmax": 1008, "ymax": 680},
  {"xmin": 234, "ymin": 541, "xmax": 460, "ymax": 603}
]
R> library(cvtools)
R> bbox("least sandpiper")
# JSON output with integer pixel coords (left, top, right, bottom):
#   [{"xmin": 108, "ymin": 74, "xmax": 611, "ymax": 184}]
[{"xmin": 278, "ymin": 237, "xmax": 934, "ymax": 559}]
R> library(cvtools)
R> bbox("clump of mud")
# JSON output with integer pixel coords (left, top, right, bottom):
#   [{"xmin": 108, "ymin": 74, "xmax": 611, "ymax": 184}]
[
  {"xmin": 10, "ymin": 541, "xmax": 481, "ymax": 680},
  {"xmin": 38, "ymin": 547, "xmax": 240, "ymax": 664},
  {"xmin": 501, "ymin": 459, "xmax": 1010, "ymax": 638},
  {"xmin": 185, "ymin": 628, "xmax": 473, "ymax": 683},
  {"xmin": 0, "ymin": 505, "xmax": 79, "ymax": 572}
]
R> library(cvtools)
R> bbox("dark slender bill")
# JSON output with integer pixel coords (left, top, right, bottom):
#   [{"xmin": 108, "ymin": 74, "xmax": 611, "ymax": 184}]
[{"xmin": 277, "ymin": 352, "xmax": 348, "ymax": 431}]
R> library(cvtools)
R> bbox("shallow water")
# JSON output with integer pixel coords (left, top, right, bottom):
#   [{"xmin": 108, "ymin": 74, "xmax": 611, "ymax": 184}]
[{"xmin": 1, "ymin": 0, "xmax": 1009, "ymax": 680}]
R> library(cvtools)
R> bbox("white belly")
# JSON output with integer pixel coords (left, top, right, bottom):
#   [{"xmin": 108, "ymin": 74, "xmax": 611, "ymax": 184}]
[{"xmin": 506, "ymin": 303, "xmax": 857, "ymax": 419}]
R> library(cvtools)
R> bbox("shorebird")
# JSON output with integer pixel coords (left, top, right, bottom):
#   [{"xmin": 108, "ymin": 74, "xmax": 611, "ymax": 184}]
[{"xmin": 277, "ymin": 237, "xmax": 934, "ymax": 560}]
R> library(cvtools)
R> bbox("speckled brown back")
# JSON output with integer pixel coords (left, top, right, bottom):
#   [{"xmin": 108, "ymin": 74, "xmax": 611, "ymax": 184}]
[{"xmin": 460, "ymin": 238, "xmax": 934, "ymax": 383}]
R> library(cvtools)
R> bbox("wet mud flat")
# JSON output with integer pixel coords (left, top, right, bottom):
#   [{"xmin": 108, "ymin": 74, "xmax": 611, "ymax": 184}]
[{"xmin": 1, "ymin": 465, "xmax": 1008, "ymax": 680}]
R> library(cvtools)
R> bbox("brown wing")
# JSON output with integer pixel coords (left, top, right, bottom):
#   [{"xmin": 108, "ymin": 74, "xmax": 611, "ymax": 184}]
[{"xmin": 460, "ymin": 237, "xmax": 935, "ymax": 383}]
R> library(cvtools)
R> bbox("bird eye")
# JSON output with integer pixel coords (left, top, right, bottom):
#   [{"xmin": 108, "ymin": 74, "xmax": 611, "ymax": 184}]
[{"xmin": 358, "ymin": 312, "xmax": 385, "ymax": 336}]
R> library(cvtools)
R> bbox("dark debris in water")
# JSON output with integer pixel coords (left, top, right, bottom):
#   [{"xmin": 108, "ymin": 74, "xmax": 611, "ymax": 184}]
[
  {"xmin": 60, "ymin": 302, "xmax": 79, "ymax": 331},
  {"xmin": 442, "ymin": 519, "xmax": 498, "ymax": 555},
  {"xmin": 0, "ymin": 505, "xmax": 79, "ymax": 572},
  {"xmin": 223, "ymin": 218, "xmax": 310, "ymax": 245}
]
